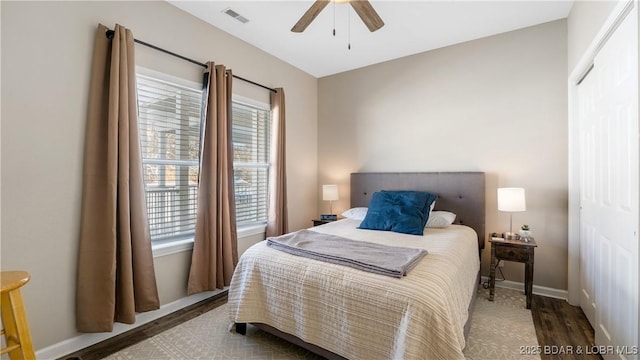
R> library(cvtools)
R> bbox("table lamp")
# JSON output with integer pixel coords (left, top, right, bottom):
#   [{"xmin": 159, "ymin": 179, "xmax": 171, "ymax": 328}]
[
  {"xmin": 497, "ymin": 187, "xmax": 526, "ymax": 240},
  {"xmin": 322, "ymin": 184, "xmax": 339, "ymax": 220}
]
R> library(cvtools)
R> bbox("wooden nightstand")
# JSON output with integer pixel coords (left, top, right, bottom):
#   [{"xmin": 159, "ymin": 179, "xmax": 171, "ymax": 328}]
[
  {"xmin": 312, "ymin": 219, "xmax": 332, "ymax": 226},
  {"xmin": 489, "ymin": 233, "xmax": 537, "ymax": 309}
]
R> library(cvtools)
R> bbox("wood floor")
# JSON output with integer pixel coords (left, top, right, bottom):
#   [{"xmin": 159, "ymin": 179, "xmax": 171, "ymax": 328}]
[
  {"xmin": 531, "ymin": 294, "xmax": 602, "ymax": 360},
  {"xmin": 61, "ymin": 291, "xmax": 601, "ymax": 360},
  {"xmin": 60, "ymin": 292, "xmax": 228, "ymax": 360}
]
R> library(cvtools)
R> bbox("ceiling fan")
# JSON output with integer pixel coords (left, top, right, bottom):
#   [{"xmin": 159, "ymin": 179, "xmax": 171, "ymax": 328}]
[{"xmin": 291, "ymin": 0, "xmax": 385, "ymax": 33}]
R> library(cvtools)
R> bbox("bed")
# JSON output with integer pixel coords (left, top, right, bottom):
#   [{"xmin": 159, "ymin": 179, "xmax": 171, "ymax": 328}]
[{"xmin": 228, "ymin": 172, "xmax": 485, "ymax": 360}]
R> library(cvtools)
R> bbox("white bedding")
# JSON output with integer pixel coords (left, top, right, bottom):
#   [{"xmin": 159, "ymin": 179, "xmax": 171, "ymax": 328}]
[{"xmin": 228, "ymin": 219, "xmax": 480, "ymax": 360}]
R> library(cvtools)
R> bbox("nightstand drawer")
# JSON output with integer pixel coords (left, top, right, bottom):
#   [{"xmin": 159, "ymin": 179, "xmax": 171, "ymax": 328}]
[
  {"xmin": 312, "ymin": 219, "xmax": 331, "ymax": 227},
  {"xmin": 494, "ymin": 246, "xmax": 530, "ymax": 261}
]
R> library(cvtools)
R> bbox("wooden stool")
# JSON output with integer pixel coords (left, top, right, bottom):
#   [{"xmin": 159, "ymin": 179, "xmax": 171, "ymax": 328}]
[{"xmin": 1, "ymin": 271, "xmax": 35, "ymax": 360}]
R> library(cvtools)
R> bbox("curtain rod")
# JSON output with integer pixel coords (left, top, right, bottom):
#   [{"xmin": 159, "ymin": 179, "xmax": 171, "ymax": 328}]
[{"xmin": 105, "ymin": 29, "xmax": 277, "ymax": 93}]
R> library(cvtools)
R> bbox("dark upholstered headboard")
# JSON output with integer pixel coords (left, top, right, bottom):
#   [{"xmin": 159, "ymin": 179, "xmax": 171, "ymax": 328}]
[{"xmin": 350, "ymin": 172, "xmax": 486, "ymax": 249}]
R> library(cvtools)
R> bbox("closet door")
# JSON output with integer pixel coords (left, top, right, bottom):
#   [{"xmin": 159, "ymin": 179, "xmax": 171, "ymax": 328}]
[
  {"xmin": 578, "ymin": 5, "xmax": 638, "ymax": 357},
  {"xmin": 578, "ymin": 67, "xmax": 597, "ymax": 325}
]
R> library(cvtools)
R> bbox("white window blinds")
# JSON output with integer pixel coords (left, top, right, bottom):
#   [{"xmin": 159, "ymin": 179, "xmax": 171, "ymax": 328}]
[
  {"xmin": 137, "ymin": 74, "xmax": 202, "ymax": 241},
  {"xmin": 137, "ymin": 73, "xmax": 271, "ymax": 242},
  {"xmin": 232, "ymin": 102, "xmax": 271, "ymax": 226}
]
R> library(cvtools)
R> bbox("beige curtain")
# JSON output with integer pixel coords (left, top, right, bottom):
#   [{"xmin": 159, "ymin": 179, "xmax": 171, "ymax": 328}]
[
  {"xmin": 187, "ymin": 63, "xmax": 238, "ymax": 295},
  {"xmin": 266, "ymin": 88, "xmax": 289, "ymax": 237},
  {"xmin": 76, "ymin": 24, "xmax": 159, "ymax": 332}
]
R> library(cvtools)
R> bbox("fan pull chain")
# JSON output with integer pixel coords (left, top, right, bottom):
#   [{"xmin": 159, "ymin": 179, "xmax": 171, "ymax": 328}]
[
  {"xmin": 348, "ymin": 5, "xmax": 351, "ymax": 50},
  {"xmin": 333, "ymin": 1, "xmax": 336, "ymax": 36}
]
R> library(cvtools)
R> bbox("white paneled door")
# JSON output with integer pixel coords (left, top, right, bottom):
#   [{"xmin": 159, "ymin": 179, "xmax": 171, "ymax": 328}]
[
  {"xmin": 577, "ymin": 4, "xmax": 638, "ymax": 360},
  {"xmin": 578, "ymin": 59, "xmax": 597, "ymax": 325}
]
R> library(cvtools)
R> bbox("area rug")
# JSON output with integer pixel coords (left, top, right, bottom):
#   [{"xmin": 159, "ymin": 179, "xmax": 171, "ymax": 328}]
[{"xmin": 104, "ymin": 287, "xmax": 540, "ymax": 360}]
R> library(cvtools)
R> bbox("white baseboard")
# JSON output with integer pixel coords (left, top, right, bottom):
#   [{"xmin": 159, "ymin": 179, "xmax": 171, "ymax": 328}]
[
  {"xmin": 480, "ymin": 276, "xmax": 568, "ymax": 300},
  {"xmin": 36, "ymin": 288, "xmax": 226, "ymax": 360}
]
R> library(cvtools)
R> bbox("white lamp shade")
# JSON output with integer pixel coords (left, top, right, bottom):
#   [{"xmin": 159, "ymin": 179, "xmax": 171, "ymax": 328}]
[
  {"xmin": 497, "ymin": 188, "xmax": 526, "ymax": 212},
  {"xmin": 322, "ymin": 185, "xmax": 339, "ymax": 201}
]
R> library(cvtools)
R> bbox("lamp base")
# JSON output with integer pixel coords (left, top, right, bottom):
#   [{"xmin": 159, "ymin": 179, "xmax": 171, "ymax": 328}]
[{"xmin": 502, "ymin": 232, "xmax": 521, "ymax": 240}]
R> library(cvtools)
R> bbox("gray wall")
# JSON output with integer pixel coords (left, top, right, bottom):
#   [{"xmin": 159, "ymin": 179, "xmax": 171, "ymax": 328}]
[
  {"xmin": 1, "ymin": 0, "xmax": 318, "ymax": 351},
  {"xmin": 318, "ymin": 19, "xmax": 568, "ymax": 290}
]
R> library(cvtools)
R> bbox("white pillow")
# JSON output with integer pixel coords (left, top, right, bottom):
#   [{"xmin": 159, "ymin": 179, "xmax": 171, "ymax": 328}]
[
  {"xmin": 342, "ymin": 203, "xmax": 438, "ymax": 223},
  {"xmin": 341, "ymin": 207, "xmax": 368, "ymax": 221},
  {"xmin": 426, "ymin": 211, "xmax": 456, "ymax": 228}
]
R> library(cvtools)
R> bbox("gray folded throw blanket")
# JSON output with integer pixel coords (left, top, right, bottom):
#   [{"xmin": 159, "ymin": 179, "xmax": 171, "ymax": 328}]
[{"xmin": 266, "ymin": 229, "xmax": 427, "ymax": 278}]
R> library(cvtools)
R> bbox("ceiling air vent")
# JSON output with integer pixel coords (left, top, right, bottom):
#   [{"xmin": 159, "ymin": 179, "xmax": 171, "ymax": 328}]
[{"xmin": 223, "ymin": 8, "xmax": 249, "ymax": 24}]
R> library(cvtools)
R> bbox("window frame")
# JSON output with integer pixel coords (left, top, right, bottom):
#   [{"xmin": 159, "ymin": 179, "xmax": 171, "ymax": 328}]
[
  {"xmin": 136, "ymin": 68, "xmax": 203, "ymax": 250},
  {"xmin": 135, "ymin": 68, "xmax": 271, "ymax": 257},
  {"xmin": 231, "ymin": 95, "xmax": 272, "ymax": 229}
]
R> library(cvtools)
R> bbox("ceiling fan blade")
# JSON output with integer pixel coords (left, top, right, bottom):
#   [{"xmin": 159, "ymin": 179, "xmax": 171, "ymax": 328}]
[
  {"xmin": 291, "ymin": 0, "xmax": 330, "ymax": 33},
  {"xmin": 350, "ymin": 0, "xmax": 385, "ymax": 32}
]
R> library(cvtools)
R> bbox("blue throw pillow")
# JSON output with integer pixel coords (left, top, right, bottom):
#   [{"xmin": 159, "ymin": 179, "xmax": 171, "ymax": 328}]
[{"xmin": 358, "ymin": 190, "xmax": 437, "ymax": 235}]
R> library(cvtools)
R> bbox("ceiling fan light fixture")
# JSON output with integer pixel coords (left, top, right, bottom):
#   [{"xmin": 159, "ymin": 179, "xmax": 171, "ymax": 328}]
[{"xmin": 291, "ymin": 0, "xmax": 384, "ymax": 33}]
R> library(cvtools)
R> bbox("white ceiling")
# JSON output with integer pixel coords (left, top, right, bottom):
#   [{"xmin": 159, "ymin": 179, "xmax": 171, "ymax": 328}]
[{"xmin": 168, "ymin": 1, "xmax": 574, "ymax": 78}]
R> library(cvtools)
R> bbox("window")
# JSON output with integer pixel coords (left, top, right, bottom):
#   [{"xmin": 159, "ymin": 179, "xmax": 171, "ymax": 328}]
[
  {"xmin": 137, "ymin": 74, "xmax": 202, "ymax": 242},
  {"xmin": 137, "ymin": 73, "xmax": 271, "ymax": 244},
  {"xmin": 232, "ymin": 100, "xmax": 271, "ymax": 226}
]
